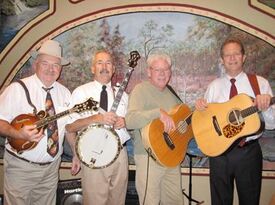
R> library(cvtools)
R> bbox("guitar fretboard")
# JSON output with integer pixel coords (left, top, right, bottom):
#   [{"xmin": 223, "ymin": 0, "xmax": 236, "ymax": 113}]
[
  {"xmin": 186, "ymin": 114, "xmax": 192, "ymax": 125},
  {"xmin": 241, "ymin": 96, "xmax": 275, "ymax": 118}
]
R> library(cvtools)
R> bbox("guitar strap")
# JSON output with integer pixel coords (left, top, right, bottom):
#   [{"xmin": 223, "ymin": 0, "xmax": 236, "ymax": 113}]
[
  {"xmin": 247, "ymin": 73, "xmax": 261, "ymax": 96},
  {"xmin": 238, "ymin": 74, "xmax": 263, "ymax": 147},
  {"xmin": 15, "ymin": 80, "xmax": 38, "ymax": 114},
  {"xmin": 166, "ymin": 84, "xmax": 183, "ymax": 103}
]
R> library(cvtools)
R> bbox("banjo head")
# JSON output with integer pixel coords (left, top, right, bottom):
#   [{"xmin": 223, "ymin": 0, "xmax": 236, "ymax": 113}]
[{"xmin": 76, "ymin": 124, "xmax": 121, "ymax": 169}]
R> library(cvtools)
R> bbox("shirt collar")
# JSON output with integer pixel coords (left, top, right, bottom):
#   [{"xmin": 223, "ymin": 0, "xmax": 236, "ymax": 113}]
[
  {"xmin": 94, "ymin": 80, "xmax": 112, "ymax": 90},
  {"xmin": 225, "ymin": 71, "xmax": 245, "ymax": 82},
  {"xmin": 33, "ymin": 74, "xmax": 56, "ymax": 90}
]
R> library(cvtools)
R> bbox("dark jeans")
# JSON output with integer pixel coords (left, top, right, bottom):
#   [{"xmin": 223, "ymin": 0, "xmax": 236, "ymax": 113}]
[{"xmin": 209, "ymin": 140, "xmax": 262, "ymax": 205}]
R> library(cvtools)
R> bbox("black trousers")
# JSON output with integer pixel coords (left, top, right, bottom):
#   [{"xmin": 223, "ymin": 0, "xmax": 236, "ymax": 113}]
[{"xmin": 209, "ymin": 140, "xmax": 262, "ymax": 205}]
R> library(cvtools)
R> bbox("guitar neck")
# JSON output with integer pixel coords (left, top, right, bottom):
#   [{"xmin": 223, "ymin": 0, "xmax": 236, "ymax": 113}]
[
  {"xmin": 110, "ymin": 69, "xmax": 133, "ymax": 113},
  {"xmin": 241, "ymin": 96, "xmax": 275, "ymax": 118},
  {"xmin": 185, "ymin": 114, "xmax": 192, "ymax": 125}
]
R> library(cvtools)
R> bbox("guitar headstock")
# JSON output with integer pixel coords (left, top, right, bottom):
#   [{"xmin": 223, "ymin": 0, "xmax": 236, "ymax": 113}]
[
  {"xmin": 74, "ymin": 98, "xmax": 98, "ymax": 113},
  {"xmin": 128, "ymin": 51, "xmax": 141, "ymax": 68}
]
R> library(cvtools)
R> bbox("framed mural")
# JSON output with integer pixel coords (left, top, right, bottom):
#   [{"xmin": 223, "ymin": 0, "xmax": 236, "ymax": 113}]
[{"xmin": 0, "ymin": 10, "xmax": 274, "ymax": 171}]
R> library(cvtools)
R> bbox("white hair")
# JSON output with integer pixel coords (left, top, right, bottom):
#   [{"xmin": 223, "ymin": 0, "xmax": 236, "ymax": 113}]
[{"xmin": 147, "ymin": 53, "xmax": 172, "ymax": 68}]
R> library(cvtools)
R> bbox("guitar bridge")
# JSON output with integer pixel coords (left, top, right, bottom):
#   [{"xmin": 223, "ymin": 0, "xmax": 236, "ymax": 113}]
[
  {"xmin": 212, "ymin": 116, "xmax": 222, "ymax": 136},
  {"xmin": 163, "ymin": 132, "xmax": 175, "ymax": 150}
]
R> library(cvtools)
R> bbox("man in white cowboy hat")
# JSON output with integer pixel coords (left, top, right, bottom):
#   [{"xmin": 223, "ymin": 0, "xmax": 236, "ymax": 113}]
[{"xmin": 0, "ymin": 39, "xmax": 71, "ymax": 205}]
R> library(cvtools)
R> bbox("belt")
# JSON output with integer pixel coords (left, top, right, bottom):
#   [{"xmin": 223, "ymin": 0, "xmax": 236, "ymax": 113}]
[
  {"xmin": 238, "ymin": 138, "xmax": 258, "ymax": 148},
  {"xmin": 6, "ymin": 149, "xmax": 52, "ymax": 166},
  {"xmin": 120, "ymin": 142, "xmax": 127, "ymax": 149}
]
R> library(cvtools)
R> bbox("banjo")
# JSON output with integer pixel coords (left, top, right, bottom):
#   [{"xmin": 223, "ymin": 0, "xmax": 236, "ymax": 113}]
[{"xmin": 76, "ymin": 51, "xmax": 140, "ymax": 169}]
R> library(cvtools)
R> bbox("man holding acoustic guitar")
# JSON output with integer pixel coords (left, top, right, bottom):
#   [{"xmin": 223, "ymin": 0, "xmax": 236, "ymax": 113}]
[
  {"xmin": 126, "ymin": 54, "xmax": 185, "ymax": 205},
  {"xmin": 194, "ymin": 38, "xmax": 275, "ymax": 205},
  {"xmin": 65, "ymin": 50, "xmax": 133, "ymax": 205},
  {"xmin": 0, "ymin": 40, "xmax": 72, "ymax": 205}
]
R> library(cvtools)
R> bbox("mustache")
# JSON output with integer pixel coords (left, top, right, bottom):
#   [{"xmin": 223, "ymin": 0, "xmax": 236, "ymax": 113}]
[
  {"xmin": 100, "ymin": 69, "xmax": 110, "ymax": 74},
  {"xmin": 45, "ymin": 70, "xmax": 56, "ymax": 75}
]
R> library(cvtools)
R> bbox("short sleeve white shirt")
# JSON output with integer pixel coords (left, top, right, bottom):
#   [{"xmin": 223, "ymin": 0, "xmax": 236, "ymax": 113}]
[{"xmin": 0, "ymin": 74, "xmax": 71, "ymax": 162}]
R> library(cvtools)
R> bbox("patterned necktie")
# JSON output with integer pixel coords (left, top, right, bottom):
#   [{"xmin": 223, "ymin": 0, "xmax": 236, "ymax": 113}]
[
  {"xmin": 229, "ymin": 78, "xmax": 238, "ymax": 99},
  {"xmin": 100, "ymin": 85, "xmax": 108, "ymax": 111},
  {"xmin": 43, "ymin": 87, "xmax": 59, "ymax": 157}
]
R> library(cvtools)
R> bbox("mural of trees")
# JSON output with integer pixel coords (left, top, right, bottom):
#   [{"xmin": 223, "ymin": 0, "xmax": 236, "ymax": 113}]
[
  {"xmin": 137, "ymin": 20, "xmax": 174, "ymax": 60},
  {"xmin": 12, "ymin": 12, "xmax": 275, "ymax": 169}
]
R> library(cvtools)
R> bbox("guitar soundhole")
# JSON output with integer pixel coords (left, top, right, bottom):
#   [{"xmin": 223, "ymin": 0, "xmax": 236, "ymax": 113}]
[{"xmin": 228, "ymin": 109, "xmax": 243, "ymax": 126}]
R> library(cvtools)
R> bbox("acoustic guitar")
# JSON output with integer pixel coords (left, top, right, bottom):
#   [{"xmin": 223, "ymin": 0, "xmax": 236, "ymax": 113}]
[
  {"xmin": 192, "ymin": 93, "xmax": 275, "ymax": 157},
  {"xmin": 141, "ymin": 104, "xmax": 193, "ymax": 167},
  {"xmin": 8, "ymin": 98, "xmax": 98, "ymax": 153}
]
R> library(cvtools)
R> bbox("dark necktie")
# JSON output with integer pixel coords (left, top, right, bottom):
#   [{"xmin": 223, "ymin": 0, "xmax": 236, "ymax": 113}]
[
  {"xmin": 229, "ymin": 78, "xmax": 238, "ymax": 99},
  {"xmin": 100, "ymin": 85, "xmax": 108, "ymax": 111},
  {"xmin": 43, "ymin": 87, "xmax": 59, "ymax": 157}
]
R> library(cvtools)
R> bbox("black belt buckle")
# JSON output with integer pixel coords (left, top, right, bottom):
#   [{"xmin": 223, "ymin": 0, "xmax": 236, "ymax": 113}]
[{"xmin": 120, "ymin": 142, "xmax": 127, "ymax": 149}]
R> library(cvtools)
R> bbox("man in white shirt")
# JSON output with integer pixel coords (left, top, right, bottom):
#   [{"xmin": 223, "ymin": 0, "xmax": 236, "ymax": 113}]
[
  {"xmin": 0, "ymin": 40, "xmax": 71, "ymax": 205},
  {"xmin": 195, "ymin": 38, "xmax": 275, "ymax": 205},
  {"xmin": 66, "ymin": 50, "xmax": 130, "ymax": 205}
]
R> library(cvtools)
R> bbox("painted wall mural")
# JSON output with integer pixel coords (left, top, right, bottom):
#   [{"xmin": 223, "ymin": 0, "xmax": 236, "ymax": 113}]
[
  {"xmin": 259, "ymin": 0, "xmax": 275, "ymax": 9},
  {"xmin": 0, "ymin": 0, "xmax": 48, "ymax": 52},
  {"xmin": 1, "ymin": 11, "xmax": 275, "ymax": 170}
]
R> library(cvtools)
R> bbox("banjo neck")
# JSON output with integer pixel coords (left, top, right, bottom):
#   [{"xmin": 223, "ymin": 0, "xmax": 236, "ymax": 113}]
[
  {"xmin": 109, "ymin": 50, "xmax": 140, "ymax": 113},
  {"xmin": 110, "ymin": 69, "xmax": 133, "ymax": 113}
]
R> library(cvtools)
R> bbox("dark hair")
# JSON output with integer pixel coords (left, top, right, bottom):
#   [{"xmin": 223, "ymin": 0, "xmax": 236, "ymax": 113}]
[{"xmin": 220, "ymin": 38, "xmax": 245, "ymax": 58}]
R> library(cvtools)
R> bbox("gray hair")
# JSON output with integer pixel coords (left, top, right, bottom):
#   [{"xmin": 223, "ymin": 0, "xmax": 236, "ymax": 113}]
[
  {"xmin": 91, "ymin": 49, "xmax": 113, "ymax": 67},
  {"xmin": 147, "ymin": 53, "xmax": 172, "ymax": 68}
]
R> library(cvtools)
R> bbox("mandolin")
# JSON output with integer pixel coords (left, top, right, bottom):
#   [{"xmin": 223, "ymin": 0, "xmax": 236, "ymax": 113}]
[{"xmin": 8, "ymin": 98, "xmax": 98, "ymax": 153}]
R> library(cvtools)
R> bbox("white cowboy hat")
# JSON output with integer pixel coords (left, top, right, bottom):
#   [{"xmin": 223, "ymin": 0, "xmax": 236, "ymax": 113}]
[{"xmin": 31, "ymin": 40, "xmax": 70, "ymax": 65}]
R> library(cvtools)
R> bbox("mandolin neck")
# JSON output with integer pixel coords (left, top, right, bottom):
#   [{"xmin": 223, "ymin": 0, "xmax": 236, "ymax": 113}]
[{"xmin": 35, "ymin": 107, "xmax": 75, "ymax": 128}]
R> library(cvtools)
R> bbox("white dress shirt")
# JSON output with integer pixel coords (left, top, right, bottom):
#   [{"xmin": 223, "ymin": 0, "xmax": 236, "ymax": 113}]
[{"xmin": 69, "ymin": 80, "xmax": 131, "ymax": 144}]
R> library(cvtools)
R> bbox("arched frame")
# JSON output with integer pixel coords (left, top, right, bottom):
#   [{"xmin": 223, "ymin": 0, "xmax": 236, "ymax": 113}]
[{"xmin": 0, "ymin": 0, "xmax": 274, "ymax": 91}]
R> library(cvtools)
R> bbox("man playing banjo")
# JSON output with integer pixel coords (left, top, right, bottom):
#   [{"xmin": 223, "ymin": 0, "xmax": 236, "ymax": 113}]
[{"xmin": 66, "ymin": 50, "xmax": 130, "ymax": 205}]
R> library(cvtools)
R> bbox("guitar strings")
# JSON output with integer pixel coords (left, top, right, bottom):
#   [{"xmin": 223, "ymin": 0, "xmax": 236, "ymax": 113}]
[{"xmin": 168, "ymin": 121, "xmax": 188, "ymax": 139}]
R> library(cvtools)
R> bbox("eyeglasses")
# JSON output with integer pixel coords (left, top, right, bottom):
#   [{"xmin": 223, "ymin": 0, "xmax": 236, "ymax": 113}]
[{"xmin": 150, "ymin": 67, "xmax": 171, "ymax": 73}]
